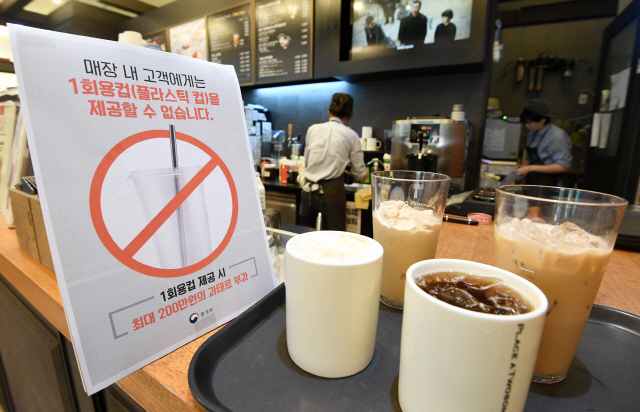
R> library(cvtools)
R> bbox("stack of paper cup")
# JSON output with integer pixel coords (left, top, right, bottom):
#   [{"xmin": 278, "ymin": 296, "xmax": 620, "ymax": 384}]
[
  {"xmin": 118, "ymin": 31, "xmax": 144, "ymax": 47},
  {"xmin": 451, "ymin": 104, "xmax": 465, "ymax": 120}
]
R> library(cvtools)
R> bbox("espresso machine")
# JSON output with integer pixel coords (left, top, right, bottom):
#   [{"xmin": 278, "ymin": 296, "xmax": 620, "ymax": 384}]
[{"xmin": 390, "ymin": 118, "xmax": 471, "ymax": 189}]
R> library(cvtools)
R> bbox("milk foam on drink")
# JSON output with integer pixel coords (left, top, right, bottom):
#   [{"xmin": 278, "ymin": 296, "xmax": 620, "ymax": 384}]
[
  {"xmin": 373, "ymin": 200, "xmax": 441, "ymax": 303},
  {"xmin": 288, "ymin": 231, "xmax": 381, "ymax": 265},
  {"xmin": 286, "ymin": 231, "xmax": 383, "ymax": 378},
  {"xmin": 494, "ymin": 218, "xmax": 611, "ymax": 376}
]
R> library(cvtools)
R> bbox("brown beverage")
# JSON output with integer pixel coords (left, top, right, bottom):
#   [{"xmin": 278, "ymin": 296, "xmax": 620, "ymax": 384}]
[
  {"xmin": 494, "ymin": 218, "xmax": 611, "ymax": 378},
  {"xmin": 373, "ymin": 200, "xmax": 441, "ymax": 304},
  {"xmin": 415, "ymin": 272, "xmax": 532, "ymax": 315}
]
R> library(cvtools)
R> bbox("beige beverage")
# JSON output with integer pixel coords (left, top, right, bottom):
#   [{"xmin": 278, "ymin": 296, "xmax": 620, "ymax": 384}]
[
  {"xmin": 286, "ymin": 231, "xmax": 383, "ymax": 377},
  {"xmin": 494, "ymin": 218, "xmax": 612, "ymax": 377},
  {"xmin": 373, "ymin": 200, "xmax": 441, "ymax": 304}
]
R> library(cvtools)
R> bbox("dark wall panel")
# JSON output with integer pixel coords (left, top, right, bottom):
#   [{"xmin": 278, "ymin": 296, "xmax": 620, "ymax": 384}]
[{"xmin": 489, "ymin": 18, "xmax": 612, "ymax": 120}]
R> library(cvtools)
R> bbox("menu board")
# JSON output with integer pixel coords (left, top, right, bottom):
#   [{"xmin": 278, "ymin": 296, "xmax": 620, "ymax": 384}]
[
  {"xmin": 255, "ymin": 0, "xmax": 312, "ymax": 83},
  {"xmin": 208, "ymin": 4, "xmax": 253, "ymax": 85}
]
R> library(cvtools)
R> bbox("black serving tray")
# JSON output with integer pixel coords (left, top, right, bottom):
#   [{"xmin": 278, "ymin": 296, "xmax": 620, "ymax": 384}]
[{"xmin": 188, "ymin": 284, "xmax": 640, "ymax": 412}]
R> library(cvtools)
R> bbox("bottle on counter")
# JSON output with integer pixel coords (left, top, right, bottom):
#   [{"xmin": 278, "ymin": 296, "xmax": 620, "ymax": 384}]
[
  {"xmin": 255, "ymin": 172, "xmax": 266, "ymax": 209},
  {"xmin": 297, "ymin": 156, "xmax": 305, "ymax": 174},
  {"xmin": 280, "ymin": 158, "xmax": 289, "ymax": 183},
  {"xmin": 261, "ymin": 159, "xmax": 267, "ymax": 179},
  {"xmin": 262, "ymin": 159, "xmax": 276, "ymax": 180},
  {"xmin": 383, "ymin": 153, "xmax": 391, "ymax": 171}
]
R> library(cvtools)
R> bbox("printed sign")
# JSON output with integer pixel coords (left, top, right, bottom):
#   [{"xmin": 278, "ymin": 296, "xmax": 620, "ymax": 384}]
[{"xmin": 9, "ymin": 24, "xmax": 276, "ymax": 395}]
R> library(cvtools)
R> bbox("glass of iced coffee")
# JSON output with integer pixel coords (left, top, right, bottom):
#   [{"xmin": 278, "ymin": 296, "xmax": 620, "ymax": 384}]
[
  {"xmin": 371, "ymin": 171, "xmax": 450, "ymax": 309},
  {"xmin": 494, "ymin": 185, "xmax": 627, "ymax": 384}
]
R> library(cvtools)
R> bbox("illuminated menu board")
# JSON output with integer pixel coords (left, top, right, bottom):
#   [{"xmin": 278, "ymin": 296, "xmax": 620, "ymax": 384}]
[
  {"xmin": 255, "ymin": 0, "xmax": 312, "ymax": 84},
  {"xmin": 208, "ymin": 4, "xmax": 254, "ymax": 85}
]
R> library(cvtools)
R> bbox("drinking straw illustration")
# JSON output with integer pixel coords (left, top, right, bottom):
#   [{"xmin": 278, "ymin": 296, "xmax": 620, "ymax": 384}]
[{"xmin": 170, "ymin": 125, "xmax": 188, "ymax": 267}]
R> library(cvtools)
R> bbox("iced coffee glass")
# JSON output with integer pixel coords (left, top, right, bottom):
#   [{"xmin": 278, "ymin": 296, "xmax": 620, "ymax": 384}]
[
  {"xmin": 372, "ymin": 171, "xmax": 450, "ymax": 309},
  {"xmin": 494, "ymin": 185, "xmax": 627, "ymax": 384}
]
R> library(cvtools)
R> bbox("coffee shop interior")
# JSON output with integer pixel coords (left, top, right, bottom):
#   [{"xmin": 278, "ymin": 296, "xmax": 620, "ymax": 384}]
[
  {"xmin": 0, "ymin": 0, "xmax": 638, "ymax": 225},
  {"xmin": 0, "ymin": 0, "xmax": 639, "ymax": 411}
]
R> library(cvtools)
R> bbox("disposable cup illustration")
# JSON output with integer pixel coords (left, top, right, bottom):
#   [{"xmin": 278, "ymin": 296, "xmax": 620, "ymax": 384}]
[{"xmin": 128, "ymin": 125, "xmax": 213, "ymax": 269}]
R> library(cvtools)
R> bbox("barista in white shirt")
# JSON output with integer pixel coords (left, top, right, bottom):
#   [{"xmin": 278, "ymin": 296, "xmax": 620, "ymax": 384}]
[{"xmin": 298, "ymin": 93, "xmax": 368, "ymax": 230}]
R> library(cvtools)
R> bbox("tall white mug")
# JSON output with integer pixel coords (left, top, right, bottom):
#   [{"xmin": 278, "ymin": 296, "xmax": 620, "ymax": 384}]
[
  {"xmin": 285, "ymin": 231, "xmax": 383, "ymax": 378},
  {"xmin": 399, "ymin": 259, "xmax": 548, "ymax": 412},
  {"xmin": 362, "ymin": 126, "xmax": 373, "ymax": 139}
]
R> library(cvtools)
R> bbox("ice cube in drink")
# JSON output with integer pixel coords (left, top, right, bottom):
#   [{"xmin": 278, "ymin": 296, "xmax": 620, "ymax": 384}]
[{"xmin": 415, "ymin": 272, "xmax": 533, "ymax": 315}]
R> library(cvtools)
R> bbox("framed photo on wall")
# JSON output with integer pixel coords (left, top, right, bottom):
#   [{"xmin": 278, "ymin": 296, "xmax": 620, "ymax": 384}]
[{"xmin": 169, "ymin": 17, "xmax": 207, "ymax": 60}]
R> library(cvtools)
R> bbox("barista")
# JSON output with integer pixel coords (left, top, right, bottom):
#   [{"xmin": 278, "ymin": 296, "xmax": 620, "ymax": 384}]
[
  {"xmin": 297, "ymin": 93, "xmax": 367, "ymax": 230},
  {"xmin": 515, "ymin": 99, "xmax": 572, "ymax": 186}
]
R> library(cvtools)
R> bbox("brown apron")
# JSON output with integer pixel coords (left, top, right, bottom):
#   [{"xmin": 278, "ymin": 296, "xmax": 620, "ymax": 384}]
[{"xmin": 319, "ymin": 175, "xmax": 347, "ymax": 231}]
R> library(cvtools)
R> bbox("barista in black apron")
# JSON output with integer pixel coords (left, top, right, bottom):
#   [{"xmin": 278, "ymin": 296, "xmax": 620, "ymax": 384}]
[
  {"xmin": 516, "ymin": 99, "xmax": 573, "ymax": 187},
  {"xmin": 297, "ymin": 93, "xmax": 367, "ymax": 230}
]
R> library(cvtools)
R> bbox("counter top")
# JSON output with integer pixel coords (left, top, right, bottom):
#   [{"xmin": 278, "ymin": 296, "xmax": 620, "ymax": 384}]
[
  {"xmin": 261, "ymin": 178, "xmax": 301, "ymax": 194},
  {"xmin": 1, "ymin": 219, "xmax": 639, "ymax": 411},
  {"xmin": 262, "ymin": 178, "xmax": 370, "ymax": 194}
]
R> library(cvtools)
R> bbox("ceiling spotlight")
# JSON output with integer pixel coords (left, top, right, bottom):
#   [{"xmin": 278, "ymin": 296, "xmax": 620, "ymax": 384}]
[
  {"xmin": 52, "ymin": 0, "xmax": 61, "ymax": 3},
  {"xmin": 354, "ymin": 2, "xmax": 363, "ymax": 11}
]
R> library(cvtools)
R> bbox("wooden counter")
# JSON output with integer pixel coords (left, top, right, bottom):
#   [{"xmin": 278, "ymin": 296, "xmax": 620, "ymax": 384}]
[{"xmin": 1, "ymin": 220, "xmax": 639, "ymax": 412}]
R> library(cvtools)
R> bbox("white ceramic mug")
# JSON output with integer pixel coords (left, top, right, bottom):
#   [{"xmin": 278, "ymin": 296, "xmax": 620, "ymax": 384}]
[
  {"xmin": 399, "ymin": 259, "xmax": 548, "ymax": 412},
  {"xmin": 285, "ymin": 231, "xmax": 383, "ymax": 378},
  {"xmin": 362, "ymin": 126, "xmax": 373, "ymax": 139},
  {"xmin": 359, "ymin": 138, "xmax": 366, "ymax": 151},
  {"xmin": 366, "ymin": 137, "xmax": 381, "ymax": 151}
]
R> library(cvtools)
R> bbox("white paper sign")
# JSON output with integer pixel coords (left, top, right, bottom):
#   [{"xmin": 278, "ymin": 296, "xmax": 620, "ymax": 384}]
[
  {"xmin": 345, "ymin": 200, "xmax": 361, "ymax": 234},
  {"xmin": 599, "ymin": 113, "xmax": 612, "ymax": 149},
  {"xmin": 0, "ymin": 101, "xmax": 17, "ymax": 214},
  {"xmin": 9, "ymin": 25, "xmax": 276, "ymax": 394},
  {"xmin": 608, "ymin": 68, "xmax": 630, "ymax": 111},
  {"xmin": 590, "ymin": 112, "xmax": 601, "ymax": 147},
  {"xmin": 483, "ymin": 127, "xmax": 506, "ymax": 152}
]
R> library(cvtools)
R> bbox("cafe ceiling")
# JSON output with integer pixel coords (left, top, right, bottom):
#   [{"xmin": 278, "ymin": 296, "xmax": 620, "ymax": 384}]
[
  {"xmin": 0, "ymin": 0, "xmax": 179, "ymax": 24},
  {"xmin": 0, "ymin": 0, "xmax": 618, "ymax": 34}
]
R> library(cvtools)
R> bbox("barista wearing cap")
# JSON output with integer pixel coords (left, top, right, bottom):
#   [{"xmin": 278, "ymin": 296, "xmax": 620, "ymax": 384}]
[
  {"xmin": 297, "ymin": 93, "xmax": 367, "ymax": 231},
  {"xmin": 515, "ymin": 99, "xmax": 573, "ymax": 186}
]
